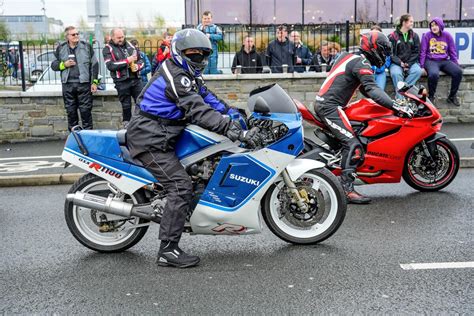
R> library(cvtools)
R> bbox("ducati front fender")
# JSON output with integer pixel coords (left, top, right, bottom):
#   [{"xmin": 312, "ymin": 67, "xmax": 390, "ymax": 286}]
[{"xmin": 285, "ymin": 158, "xmax": 326, "ymax": 181}]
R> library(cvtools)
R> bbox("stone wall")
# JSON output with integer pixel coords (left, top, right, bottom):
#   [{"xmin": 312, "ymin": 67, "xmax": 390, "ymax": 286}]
[{"xmin": 1, "ymin": 70, "xmax": 473, "ymax": 143}]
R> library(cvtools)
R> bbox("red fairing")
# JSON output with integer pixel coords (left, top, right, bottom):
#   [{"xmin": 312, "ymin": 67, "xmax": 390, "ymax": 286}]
[
  {"xmin": 293, "ymin": 99, "xmax": 326, "ymax": 129},
  {"xmin": 344, "ymin": 99, "xmax": 393, "ymax": 121}
]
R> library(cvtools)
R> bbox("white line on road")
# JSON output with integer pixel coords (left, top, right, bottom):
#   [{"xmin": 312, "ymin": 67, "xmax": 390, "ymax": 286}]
[
  {"xmin": 450, "ymin": 138, "xmax": 474, "ymax": 142},
  {"xmin": 400, "ymin": 262, "xmax": 474, "ymax": 270},
  {"xmin": 0, "ymin": 155, "xmax": 62, "ymax": 161}
]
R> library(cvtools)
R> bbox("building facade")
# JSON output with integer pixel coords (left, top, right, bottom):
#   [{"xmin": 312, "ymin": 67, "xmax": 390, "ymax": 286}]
[{"xmin": 185, "ymin": 0, "xmax": 473, "ymax": 25}]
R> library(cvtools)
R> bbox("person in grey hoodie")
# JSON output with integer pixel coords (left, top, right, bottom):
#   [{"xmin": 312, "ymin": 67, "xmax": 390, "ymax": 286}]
[{"xmin": 420, "ymin": 17, "xmax": 463, "ymax": 106}]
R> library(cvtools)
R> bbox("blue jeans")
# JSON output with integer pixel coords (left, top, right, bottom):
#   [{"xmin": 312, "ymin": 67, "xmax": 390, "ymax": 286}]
[
  {"xmin": 203, "ymin": 53, "xmax": 219, "ymax": 74},
  {"xmin": 389, "ymin": 63, "xmax": 422, "ymax": 99},
  {"xmin": 374, "ymin": 72, "xmax": 387, "ymax": 90}
]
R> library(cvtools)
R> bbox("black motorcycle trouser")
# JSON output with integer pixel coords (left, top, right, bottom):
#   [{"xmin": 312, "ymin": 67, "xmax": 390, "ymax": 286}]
[
  {"xmin": 114, "ymin": 79, "xmax": 143, "ymax": 122},
  {"xmin": 314, "ymin": 104, "xmax": 364, "ymax": 173},
  {"xmin": 62, "ymin": 82, "xmax": 93, "ymax": 130},
  {"xmin": 135, "ymin": 150, "xmax": 193, "ymax": 243}
]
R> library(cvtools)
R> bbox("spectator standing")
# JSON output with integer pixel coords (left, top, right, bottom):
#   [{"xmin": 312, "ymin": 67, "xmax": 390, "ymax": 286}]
[
  {"xmin": 290, "ymin": 31, "xmax": 313, "ymax": 73},
  {"xmin": 51, "ymin": 26, "xmax": 99, "ymax": 131},
  {"xmin": 266, "ymin": 25, "xmax": 295, "ymax": 73},
  {"xmin": 420, "ymin": 17, "xmax": 462, "ymax": 106},
  {"xmin": 151, "ymin": 32, "xmax": 173, "ymax": 74},
  {"xmin": 130, "ymin": 39, "xmax": 151, "ymax": 84},
  {"xmin": 197, "ymin": 11, "xmax": 223, "ymax": 74},
  {"xmin": 7, "ymin": 47, "xmax": 19, "ymax": 79},
  {"xmin": 309, "ymin": 41, "xmax": 333, "ymax": 72},
  {"xmin": 231, "ymin": 36, "xmax": 263, "ymax": 74},
  {"xmin": 103, "ymin": 28, "xmax": 144, "ymax": 127},
  {"xmin": 389, "ymin": 14, "xmax": 423, "ymax": 98},
  {"xmin": 370, "ymin": 25, "xmax": 391, "ymax": 89}
]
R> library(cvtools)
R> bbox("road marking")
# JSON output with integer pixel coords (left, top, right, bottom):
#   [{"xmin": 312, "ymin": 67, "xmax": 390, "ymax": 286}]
[
  {"xmin": 0, "ymin": 155, "xmax": 62, "ymax": 161},
  {"xmin": 450, "ymin": 138, "xmax": 474, "ymax": 142},
  {"xmin": 400, "ymin": 261, "xmax": 474, "ymax": 270}
]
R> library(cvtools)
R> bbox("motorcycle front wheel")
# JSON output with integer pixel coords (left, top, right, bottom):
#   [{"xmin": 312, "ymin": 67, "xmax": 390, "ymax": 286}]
[
  {"xmin": 262, "ymin": 168, "xmax": 346, "ymax": 245},
  {"xmin": 64, "ymin": 173, "xmax": 149, "ymax": 253},
  {"xmin": 403, "ymin": 137, "xmax": 460, "ymax": 192}
]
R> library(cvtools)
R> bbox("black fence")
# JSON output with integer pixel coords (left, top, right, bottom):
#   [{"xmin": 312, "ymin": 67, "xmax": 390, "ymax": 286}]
[{"xmin": 3, "ymin": 19, "xmax": 474, "ymax": 91}]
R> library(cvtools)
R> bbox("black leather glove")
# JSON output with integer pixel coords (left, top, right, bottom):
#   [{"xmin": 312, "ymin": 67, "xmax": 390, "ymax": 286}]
[
  {"xmin": 240, "ymin": 126, "xmax": 262, "ymax": 149},
  {"xmin": 226, "ymin": 120, "xmax": 262, "ymax": 148}
]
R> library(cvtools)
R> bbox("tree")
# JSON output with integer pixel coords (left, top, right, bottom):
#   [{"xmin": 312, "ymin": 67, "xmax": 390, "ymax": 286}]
[
  {"xmin": 153, "ymin": 15, "xmax": 166, "ymax": 30},
  {"xmin": 0, "ymin": 21, "xmax": 10, "ymax": 41}
]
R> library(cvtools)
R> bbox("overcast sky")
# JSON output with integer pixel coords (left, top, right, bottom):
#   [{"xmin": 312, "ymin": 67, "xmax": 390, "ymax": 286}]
[{"xmin": 1, "ymin": 0, "xmax": 185, "ymax": 27}]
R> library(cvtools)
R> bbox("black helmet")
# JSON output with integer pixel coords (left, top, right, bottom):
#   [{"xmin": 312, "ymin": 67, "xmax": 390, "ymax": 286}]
[
  {"xmin": 359, "ymin": 31, "xmax": 391, "ymax": 68},
  {"xmin": 171, "ymin": 28, "xmax": 212, "ymax": 77}
]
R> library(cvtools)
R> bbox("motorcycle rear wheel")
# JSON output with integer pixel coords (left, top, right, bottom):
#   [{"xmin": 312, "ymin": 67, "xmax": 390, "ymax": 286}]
[
  {"xmin": 64, "ymin": 173, "xmax": 149, "ymax": 253},
  {"xmin": 262, "ymin": 168, "xmax": 346, "ymax": 245},
  {"xmin": 403, "ymin": 138, "xmax": 459, "ymax": 192}
]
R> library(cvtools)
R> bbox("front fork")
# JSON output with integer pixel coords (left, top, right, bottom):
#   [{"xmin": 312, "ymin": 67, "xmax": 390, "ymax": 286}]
[{"xmin": 282, "ymin": 169, "xmax": 309, "ymax": 212}]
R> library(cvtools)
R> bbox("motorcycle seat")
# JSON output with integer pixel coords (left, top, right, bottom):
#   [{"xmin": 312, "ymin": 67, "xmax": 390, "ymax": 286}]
[
  {"xmin": 115, "ymin": 130, "xmax": 144, "ymax": 167},
  {"xmin": 117, "ymin": 129, "xmax": 127, "ymax": 146}
]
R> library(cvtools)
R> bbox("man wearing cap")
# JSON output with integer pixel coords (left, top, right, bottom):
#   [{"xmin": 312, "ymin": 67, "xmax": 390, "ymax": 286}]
[{"xmin": 52, "ymin": 26, "xmax": 99, "ymax": 131}]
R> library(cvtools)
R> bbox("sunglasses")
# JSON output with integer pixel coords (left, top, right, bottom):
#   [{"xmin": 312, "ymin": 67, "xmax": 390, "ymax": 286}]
[{"xmin": 69, "ymin": 33, "xmax": 79, "ymax": 36}]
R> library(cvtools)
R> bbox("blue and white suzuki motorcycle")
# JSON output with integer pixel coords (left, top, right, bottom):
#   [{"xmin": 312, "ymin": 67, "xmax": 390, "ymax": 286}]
[{"xmin": 63, "ymin": 84, "xmax": 346, "ymax": 252}]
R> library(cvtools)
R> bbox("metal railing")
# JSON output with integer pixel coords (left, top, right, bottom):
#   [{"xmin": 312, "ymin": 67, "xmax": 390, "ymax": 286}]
[{"xmin": 3, "ymin": 19, "xmax": 474, "ymax": 91}]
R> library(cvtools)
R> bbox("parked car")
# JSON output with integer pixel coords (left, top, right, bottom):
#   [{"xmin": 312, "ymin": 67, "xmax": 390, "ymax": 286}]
[
  {"xmin": 27, "ymin": 50, "xmax": 56, "ymax": 82},
  {"xmin": 27, "ymin": 66, "xmax": 115, "ymax": 92}
]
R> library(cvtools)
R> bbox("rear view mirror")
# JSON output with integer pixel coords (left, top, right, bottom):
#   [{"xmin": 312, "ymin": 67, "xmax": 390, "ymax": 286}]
[{"xmin": 254, "ymin": 96, "xmax": 270, "ymax": 115}]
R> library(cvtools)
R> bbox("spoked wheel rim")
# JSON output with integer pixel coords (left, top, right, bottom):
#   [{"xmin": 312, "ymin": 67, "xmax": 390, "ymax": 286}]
[
  {"xmin": 407, "ymin": 141, "xmax": 456, "ymax": 188},
  {"xmin": 72, "ymin": 180, "xmax": 140, "ymax": 246},
  {"xmin": 269, "ymin": 173, "xmax": 339, "ymax": 239}
]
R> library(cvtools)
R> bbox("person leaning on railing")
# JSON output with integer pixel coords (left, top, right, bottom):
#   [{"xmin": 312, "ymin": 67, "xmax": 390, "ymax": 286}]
[
  {"xmin": 266, "ymin": 25, "xmax": 295, "ymax": 73},
  {"xmin": 51, "ymin": 25, "xmax": 99, "ymax": 131},
  {"xmin": 231, "ymin": 35, "xmax": 263, "ymax": 74}
]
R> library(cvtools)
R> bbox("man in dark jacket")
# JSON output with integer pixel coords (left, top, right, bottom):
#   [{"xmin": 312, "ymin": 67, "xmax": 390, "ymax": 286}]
[
  {"xmin": 309, "ymin": 41, "xmax": 333, "ymax": 72},
  {"xmin": 266, "ymin": 25, "xmax": 295, "ymax": 73},
  {"xmin": 51, "ymin": 26, "xmax": 99, "ymax": 131},
  {"xmin": 126, "ymin": 29, "xmax": 262, "ymax": 268},
  {"xmin": 231, "ymin": 36, "xmax": 263, "ymax": 74},
  {"xmin": 389, "ymin": 14, "xmax": 423, "ymax": 99},
  {"xmin": 103, "ymin": 28, "xmax": 144, "ymax": 127},
  {"xmin": 290, "ymin": 31, "xmax": 313, "ymax": 73}
]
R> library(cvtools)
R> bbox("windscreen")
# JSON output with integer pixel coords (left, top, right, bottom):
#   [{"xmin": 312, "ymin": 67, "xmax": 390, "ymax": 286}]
[{"xmin": 247, "ymin": 84, "xmax": 297, "ymax": 113}]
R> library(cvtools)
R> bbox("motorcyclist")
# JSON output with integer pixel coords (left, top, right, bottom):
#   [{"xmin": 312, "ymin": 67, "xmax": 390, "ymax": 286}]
[
  {"xmin": 126, "ymin": 29, "xmax": 261, "ymax": 268},
  {"xmin": 314, "ymin": 31, "xmax": 413, "ymax": 204}
]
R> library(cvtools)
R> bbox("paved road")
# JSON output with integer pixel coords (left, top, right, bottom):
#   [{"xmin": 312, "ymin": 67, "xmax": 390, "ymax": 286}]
[
  {"xmin": 1, "ymin": 169, "xmax": 472, "ymax": 313},
  {"xmin": 0, "ymin": 123, "xmax": 473, "ymax": 177}
]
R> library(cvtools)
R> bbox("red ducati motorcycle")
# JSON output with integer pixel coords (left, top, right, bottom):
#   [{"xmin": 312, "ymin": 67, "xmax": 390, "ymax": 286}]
[{"xmin": 297, "ymin": 84, "xmax": 460, "ymax": 191}]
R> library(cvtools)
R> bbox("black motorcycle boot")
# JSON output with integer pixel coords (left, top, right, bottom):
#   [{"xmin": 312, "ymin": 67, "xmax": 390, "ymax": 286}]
[
  {"xmin": 341, "ymin": 171, "xmax": 372, "ymax": 205},
  {"xmin": 157, "ymin": 241, "xmax": 200, "ymax": 268}
]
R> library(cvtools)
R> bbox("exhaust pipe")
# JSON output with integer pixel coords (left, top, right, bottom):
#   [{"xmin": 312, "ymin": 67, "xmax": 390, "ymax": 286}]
[{"xmin": 66, "ymin": 192, "xmax": 161, "ymax": 223}]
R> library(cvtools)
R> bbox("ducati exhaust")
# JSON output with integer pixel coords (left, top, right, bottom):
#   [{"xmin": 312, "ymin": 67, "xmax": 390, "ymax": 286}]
[{"xmin": 66, "ymin": 192, "xmax": 161, "ymax": 223}]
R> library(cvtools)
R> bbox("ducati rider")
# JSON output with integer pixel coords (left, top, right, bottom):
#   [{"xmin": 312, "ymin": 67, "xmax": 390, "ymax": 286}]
[
  {"xmin": 126, "ymin": 29, "xmax": 262, "ymax": 268},
  {"xmin": 314, "ymin": 31, "xmax": 413, "ymax": 204}
]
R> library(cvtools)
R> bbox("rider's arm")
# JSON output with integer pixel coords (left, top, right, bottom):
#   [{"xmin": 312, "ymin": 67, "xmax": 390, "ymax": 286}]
[
  {"xmin": 196, "ymin": 77, "xmax": 231, "ymax": 114},
  {"xmin": 103, "ymin": 46, "xmax": 128, "ymax": 72},
  {"xmin": 353, "ymin": 58, "xmax": 395, "ymax": 110},
  {"xmin": 165, "ymin": 72, "xmax": 231, "ymax": 134}
]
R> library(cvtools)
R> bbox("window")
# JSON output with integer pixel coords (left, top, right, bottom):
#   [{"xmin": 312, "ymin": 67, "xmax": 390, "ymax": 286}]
[
  {"xmin": 426, "ymin": 0, "xmax": 461, "ymax": 20},
  {"xmin": 462, "ymin": 0, "xmax": 474, "ymax": 20},
  {"xmin": 304, "ymin": 0, "xmax": 355, "ymax": 23},
  {"xmin": 199, "ymin": 0, "xmax": 250, "ymax": 24}
]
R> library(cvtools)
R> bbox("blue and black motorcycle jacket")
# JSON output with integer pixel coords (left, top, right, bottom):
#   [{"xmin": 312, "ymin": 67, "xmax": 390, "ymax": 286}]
[{"xmin": 126, "ymin": 59, "xmax": 237, "ymax": 157}]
